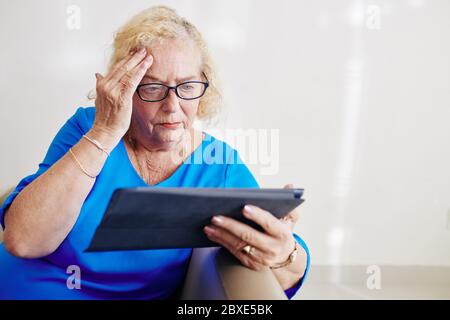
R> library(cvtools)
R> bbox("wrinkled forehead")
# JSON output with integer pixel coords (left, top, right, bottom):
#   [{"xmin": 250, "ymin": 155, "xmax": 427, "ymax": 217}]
[{"xmin": 143, "ymin": 38, "xmax": 203, "ymax": 83}]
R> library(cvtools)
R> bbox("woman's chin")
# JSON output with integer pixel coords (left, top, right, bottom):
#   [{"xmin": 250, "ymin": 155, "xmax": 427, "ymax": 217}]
[{"xmin": 153, "ymin": 125, "xmax": 185, "ymax": 143}]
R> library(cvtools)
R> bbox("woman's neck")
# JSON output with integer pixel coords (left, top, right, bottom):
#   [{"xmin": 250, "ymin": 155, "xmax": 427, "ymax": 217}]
[
  {"xmin": 124, "ymin": 128, "xmax": 204, "ymax": 185},
  {"xmin": 127, "ymin": 131, "xmax": 186, "ymax": 162}
]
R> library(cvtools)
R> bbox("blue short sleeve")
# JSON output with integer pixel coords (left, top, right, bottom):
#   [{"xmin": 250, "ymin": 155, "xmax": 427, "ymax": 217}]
[
  {"xmin": 284, "ymin": 233, "xmax": 311, "ymax": 299},
  {"xmin": 0, "ymin": 107, "xmax": 93, "ymax": 229},
  {"xmin": 224, "ymin": 151, "xmax": 259, "ymax": 188}
]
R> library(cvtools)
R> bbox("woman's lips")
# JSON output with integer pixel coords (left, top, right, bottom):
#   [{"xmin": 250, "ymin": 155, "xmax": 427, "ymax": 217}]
[{"xmin": 160, "ymin": 122, "xmax": 182, "ymax": 129}]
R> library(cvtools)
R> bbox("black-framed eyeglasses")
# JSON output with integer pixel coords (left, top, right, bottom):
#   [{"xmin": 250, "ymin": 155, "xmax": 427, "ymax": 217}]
[{"xmin": 136, "ymin": 72, "xmax": 209, "ymax": 102}]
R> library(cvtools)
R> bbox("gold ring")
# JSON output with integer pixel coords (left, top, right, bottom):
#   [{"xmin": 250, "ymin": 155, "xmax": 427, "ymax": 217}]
[
  {"xmin": 119, "ymin": 80, "xmax": 128, "ymax": 86},
  {"xmin": 241, "ymin": 245, "xmax": 253, "ymax": 255}
]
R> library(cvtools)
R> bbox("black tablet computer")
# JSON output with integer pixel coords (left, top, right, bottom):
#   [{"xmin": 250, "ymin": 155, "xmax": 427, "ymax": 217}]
[{"xmin": 86, "ymin": 188, "xmax": 304, "ymax": 252}]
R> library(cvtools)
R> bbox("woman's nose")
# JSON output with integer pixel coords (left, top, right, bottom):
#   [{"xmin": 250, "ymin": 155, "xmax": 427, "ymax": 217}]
[{"xmin": 161, "ymin": 89, "xmax": 180, "ymax": 113}]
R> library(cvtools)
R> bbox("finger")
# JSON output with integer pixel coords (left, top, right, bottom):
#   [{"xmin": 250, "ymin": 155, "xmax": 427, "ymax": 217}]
[
  {"xmin": 95, "ymin": 73, "xmax": 104, "ymax": 81},
  {"xmin": 281, "ymin": 183, "xmax": 301, "ymax": 228},
  {"xmin": 108, "ymin": 47, "xmax": 149, "ymax": 86},
  {"xmin": 107, "ymin": 49, "xmax": 135, "ymax": 76},
  {"xmin": 116, "ymin": 53, "xmax": 153, "ymax": 94},
  {"xmin": 109, "ymin": 49, "xmax": 148, "ymax": 86},
  {"xmin": 282, "ymin": 207, "xmax": 301, "ymax": 229},
  {"xmin": 209, "ymin": 215, "xmax": 275, "ymax": 252},
  {"xmin": 205, "ymin": 225, "xmax": 268, "ymax": 264},
  {"xmin": 204, "ymin": 226, "xmax": 267, "ymax": 271},
  {"xmin": 101, "ymin": 49, "xmax": 135, "ymax": 84},
  {"xmin": 242, "ymin": 205, "xmax": 287, "ymax": 238}
]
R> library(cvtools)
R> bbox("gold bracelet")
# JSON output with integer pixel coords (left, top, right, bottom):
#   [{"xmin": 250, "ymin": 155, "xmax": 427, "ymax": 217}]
[
  {"xmin": 82, "ymin": 134, "xmax": 110, "ymax": 157},
  {"xmin": 69, "ymin": 148, "xmax": 97, "ymax": 179},
  {"xmin": 270, "ymin": 241, "xmax": 299, "ymax": 270}
]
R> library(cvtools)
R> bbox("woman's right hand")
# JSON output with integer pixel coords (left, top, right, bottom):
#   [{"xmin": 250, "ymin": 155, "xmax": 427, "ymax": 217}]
[{"xmin": 92, "ymin": 47, "xmax": 153, "ymax": 141}]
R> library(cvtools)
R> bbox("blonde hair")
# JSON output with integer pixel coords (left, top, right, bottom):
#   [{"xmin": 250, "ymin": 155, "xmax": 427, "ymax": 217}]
[{"xmin": 92, "ymin": 5, "xmax": 222, "ymax": 122}]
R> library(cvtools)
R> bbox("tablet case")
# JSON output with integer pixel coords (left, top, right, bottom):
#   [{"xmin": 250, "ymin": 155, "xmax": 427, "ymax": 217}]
[{"xmin": 86, "ymin": 188, "xmax": 304, "ymax": 251}]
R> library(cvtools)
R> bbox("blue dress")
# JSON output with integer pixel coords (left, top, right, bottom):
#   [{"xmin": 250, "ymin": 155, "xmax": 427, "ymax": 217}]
[{"xmin": 0, "ymin": 107, "xmax": 310, "ymax": 299}]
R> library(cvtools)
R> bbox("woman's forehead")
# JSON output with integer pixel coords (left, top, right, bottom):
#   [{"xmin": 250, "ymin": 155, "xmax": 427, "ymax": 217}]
[{"xmin": 144, "ymin": 39, "xmax": 202, "ymax": 82}]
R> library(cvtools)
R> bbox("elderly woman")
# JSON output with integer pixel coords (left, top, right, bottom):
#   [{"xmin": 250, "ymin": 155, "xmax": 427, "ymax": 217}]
[{"xmin": 0, "ymin": 6, "xmax": 309, "ymax": 299}]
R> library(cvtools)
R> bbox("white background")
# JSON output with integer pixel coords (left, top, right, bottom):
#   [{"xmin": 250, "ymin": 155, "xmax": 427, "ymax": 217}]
[{"xmin": 0, "ymin": 0, "xmax": 449, "ymax": 267}]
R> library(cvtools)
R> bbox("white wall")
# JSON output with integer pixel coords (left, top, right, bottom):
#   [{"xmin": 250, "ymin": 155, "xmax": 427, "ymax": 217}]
[{"xmin": 0, "ymin": 0, "xmax": 449, "ymax": 266}]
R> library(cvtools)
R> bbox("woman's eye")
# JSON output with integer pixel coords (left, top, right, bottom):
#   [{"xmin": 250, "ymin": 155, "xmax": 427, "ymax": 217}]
[
  {"xmin": 180, "ymin": 84, "xmax": 194, "ymax": 91},
  {"xmin": 144, "ymin": 85, "xmax": 162, "ymax": 93}
]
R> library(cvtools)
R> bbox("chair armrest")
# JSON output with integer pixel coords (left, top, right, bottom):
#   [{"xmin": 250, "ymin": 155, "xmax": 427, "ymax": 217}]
[{"xmin": 180, "ymin": 247, "xmax": 287, "ymax": 300}]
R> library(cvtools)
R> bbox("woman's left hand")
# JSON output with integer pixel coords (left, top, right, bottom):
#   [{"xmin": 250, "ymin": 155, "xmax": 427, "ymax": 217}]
[{"xmin": 203, "ymin": 184, "xmax": 302, "ymax": 272}]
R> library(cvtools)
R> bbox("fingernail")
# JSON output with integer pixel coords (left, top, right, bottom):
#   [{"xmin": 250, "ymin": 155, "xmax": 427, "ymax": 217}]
[
  {"xmin": 212, "ymin": 216, "xmax": 223, "ymax": 225},
  {"xmin": 144, "ymin": 55, "xmax": 153, "ymax": 64},
  {"xmin": 139, "ymin": 47, "xmax": 146, "ymax": 54},
  {"xmin": 244, "ymin": 205, "xmax": 253, "ymax": 215},
  {"xmin": 204, "ymin": 226, "xmax": 214, "ymax": 234}
]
